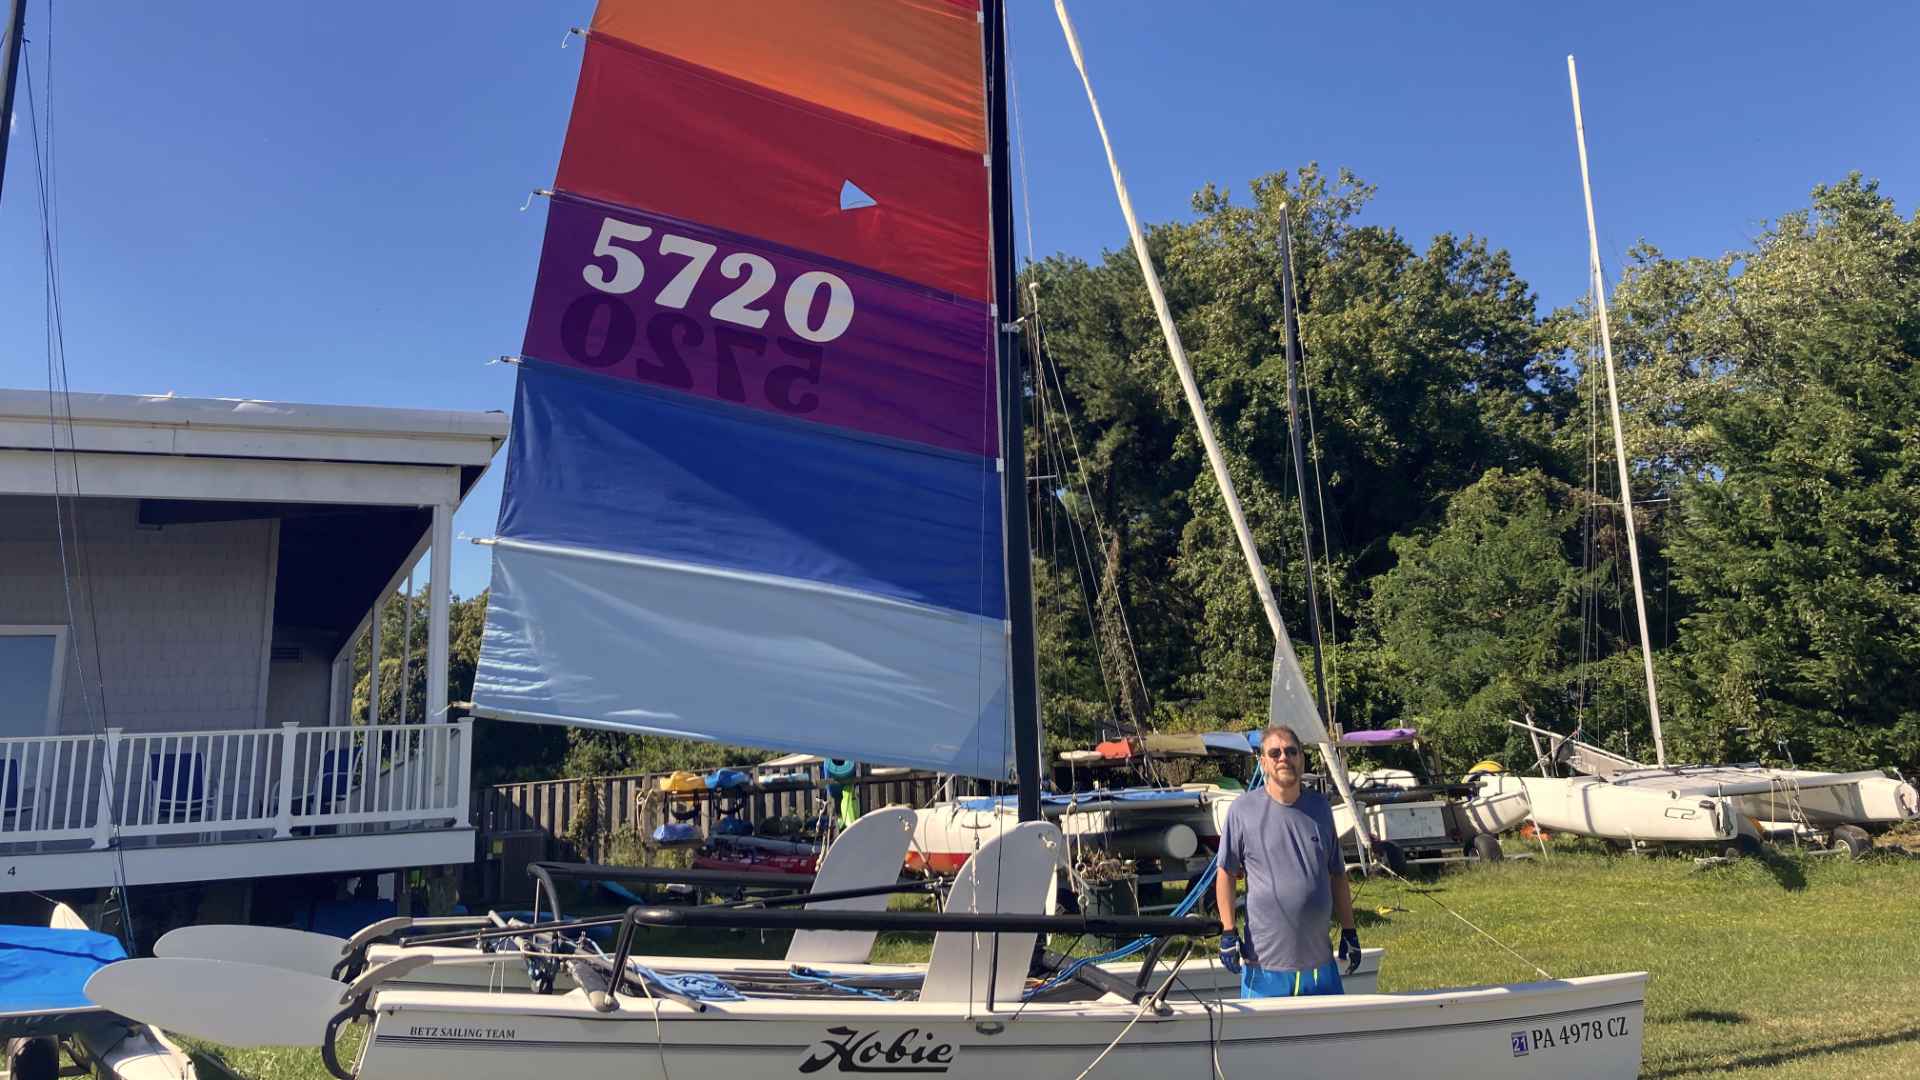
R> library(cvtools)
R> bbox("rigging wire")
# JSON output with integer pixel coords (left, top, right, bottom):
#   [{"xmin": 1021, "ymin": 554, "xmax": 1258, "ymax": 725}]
[{"xmin": 22, "ymin": 26, "xmax": 138, "ymax": 946}]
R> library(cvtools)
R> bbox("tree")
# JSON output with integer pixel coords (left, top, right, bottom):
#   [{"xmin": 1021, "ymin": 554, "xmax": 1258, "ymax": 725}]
[{"xmin": 1664, "ymin": 176, "xmax": 1920, "ymax": 771}]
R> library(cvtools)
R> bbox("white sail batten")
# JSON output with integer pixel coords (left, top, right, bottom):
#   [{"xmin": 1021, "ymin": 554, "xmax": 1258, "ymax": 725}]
[{"xmin": 1568, "ymin": 55, "xmax": 1667, "ymax": 766}]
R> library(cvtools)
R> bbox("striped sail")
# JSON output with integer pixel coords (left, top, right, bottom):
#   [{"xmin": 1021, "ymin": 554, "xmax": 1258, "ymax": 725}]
[{"xmin": 472, "ymin": 0, "xmax": 1012, "ymax": 777}]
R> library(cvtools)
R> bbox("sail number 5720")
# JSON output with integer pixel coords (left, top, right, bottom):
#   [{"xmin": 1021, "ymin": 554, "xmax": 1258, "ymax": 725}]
[{"xmin": 581, "ymin": 217, "xmax": 854, "ymax": 343}]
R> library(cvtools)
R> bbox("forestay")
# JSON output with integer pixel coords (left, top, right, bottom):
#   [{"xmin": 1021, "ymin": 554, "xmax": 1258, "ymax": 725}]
[{"xmin": 472, "ymin": 0, "xmax": 1012, "ymax": 777}]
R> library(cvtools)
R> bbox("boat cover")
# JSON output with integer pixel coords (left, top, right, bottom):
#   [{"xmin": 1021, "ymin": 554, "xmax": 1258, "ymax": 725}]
[
  {"xmin": 1338, "ymin": 728, "xmax": 1419, "ymax": 746},
  {"xmin": 0, "ymin": 925, "xmax": 126, "ymax": 1038}
]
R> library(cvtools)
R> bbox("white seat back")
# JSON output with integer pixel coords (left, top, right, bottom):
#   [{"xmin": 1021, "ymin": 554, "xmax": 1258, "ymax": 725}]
[
  {"xmin": 921, "ymin": 820, "xmax": 1061, "ymax": 1006},
  {"xmin": 786, "ymin": 806, "xmax": 918, "ymax": 964}
]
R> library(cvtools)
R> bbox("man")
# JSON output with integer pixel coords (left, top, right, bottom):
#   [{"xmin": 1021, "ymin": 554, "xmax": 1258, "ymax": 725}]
[{"xmin": 1213, "ymin": 724, "xmax": 1360, "ymax": 997}]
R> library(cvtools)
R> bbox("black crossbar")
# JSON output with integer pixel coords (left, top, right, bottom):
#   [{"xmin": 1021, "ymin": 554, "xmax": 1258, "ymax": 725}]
[{"xmin": 622, "ymin": 905, "xmax": 1219, "ymax": 937}]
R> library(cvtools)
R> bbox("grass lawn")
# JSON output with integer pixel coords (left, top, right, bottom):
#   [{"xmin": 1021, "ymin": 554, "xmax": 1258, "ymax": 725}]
[{"xmin": 177, "ymin": 839, "xmax": 1920, "ymax": 1080}]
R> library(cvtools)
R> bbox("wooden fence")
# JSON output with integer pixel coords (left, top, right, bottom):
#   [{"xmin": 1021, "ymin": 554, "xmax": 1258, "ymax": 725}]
[{"xmin": 469, "ymin": 764, "xmax": 945, "ymax": 876}]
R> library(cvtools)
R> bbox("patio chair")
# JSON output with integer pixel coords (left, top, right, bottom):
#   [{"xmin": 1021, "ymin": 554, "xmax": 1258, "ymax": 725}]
[
  {"xmin": 1, "ymin": 758, "xmax": 29, "ymax": 830},
  {"xmin": 147, "ymin": 751, "xmax": 210, "ymax": 825},
  {"xmin": 297, "ymin": 745, "xmax": 365, "ymax": 816}
]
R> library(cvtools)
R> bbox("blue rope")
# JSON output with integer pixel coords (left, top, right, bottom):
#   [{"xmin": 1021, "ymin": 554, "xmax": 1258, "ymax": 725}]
[
  {"xmin": 628, "ymin": 963, "xmax": 746, "ymax": 1002},
  {"xmin": 788, "ymin": 965, "xmax": 897, "ymax": 1001},
  {"xmin": 1023, "ymin": 853, "xmax": 1219, "ymax": 1000}
]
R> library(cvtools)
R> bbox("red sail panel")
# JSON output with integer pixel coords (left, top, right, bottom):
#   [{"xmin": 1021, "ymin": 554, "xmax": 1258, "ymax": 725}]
[
  {"xmin": 558, "ymin": 35, "xmax": 991, "ymax": 303},
  {"xmin": 590, "ymin": 0, "xmax": 987, "ymax": 155}
]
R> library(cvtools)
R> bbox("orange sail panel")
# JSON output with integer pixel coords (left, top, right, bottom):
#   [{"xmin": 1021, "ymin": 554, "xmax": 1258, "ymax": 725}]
[
  {"xmin": 558, "ymin": 35, "xmax": 991, "ymax": 302},
  {"xmin": 589, "ymin": 0, "xmax": 987, "ymax": 154}
]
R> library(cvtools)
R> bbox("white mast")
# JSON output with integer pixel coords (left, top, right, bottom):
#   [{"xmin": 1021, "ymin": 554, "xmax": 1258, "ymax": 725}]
[
  {"xmin": 1056, "ymin": 0, "xmax": 1375, "ymax": 854},
  {"xmin": 1568, "ymin": 55, "xmax": 1667, "ymax": 767}
]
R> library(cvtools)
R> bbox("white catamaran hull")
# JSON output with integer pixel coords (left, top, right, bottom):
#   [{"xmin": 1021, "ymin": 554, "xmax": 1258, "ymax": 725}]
[
  {"xmin": 1499, "ymin": 774, "xmax": 1733, "ymax": 844},
  {"xmin": 355, "ymin": 974, "xmax": 1646, "ymax": 1080}
]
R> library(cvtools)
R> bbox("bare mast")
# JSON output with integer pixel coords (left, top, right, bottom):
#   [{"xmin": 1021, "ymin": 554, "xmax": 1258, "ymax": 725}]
[
  {"xmin": 1568, "ymin": 55, "xmax": 1667, "ymax": 767},
  {"xmin": 1055, "ymin": 0, "xmax": 1376, "ymax": 854}
]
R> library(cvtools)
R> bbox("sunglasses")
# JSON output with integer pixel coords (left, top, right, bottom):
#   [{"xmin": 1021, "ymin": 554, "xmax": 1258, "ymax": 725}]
[{"xmin": 1263, "ymin": 746, "xmax": 1302, "ymax": 760}]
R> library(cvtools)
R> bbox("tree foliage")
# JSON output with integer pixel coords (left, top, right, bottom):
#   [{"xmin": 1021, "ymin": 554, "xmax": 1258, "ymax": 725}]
[{"xmin": 1024, "ymin": 168, "xmax": 1920, "ymax": 776}]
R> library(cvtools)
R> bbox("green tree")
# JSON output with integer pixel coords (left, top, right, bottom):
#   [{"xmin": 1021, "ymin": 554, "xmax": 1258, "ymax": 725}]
[{"xmin": 1664, "ymin": 176, "xmax": 1920, "ymax": 771}]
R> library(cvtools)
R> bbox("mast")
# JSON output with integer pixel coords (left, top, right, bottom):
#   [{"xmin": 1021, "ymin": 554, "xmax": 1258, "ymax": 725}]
[
  {"xmin": 1054, "ymin": 0, "xmax": 1375, "ymax": 854},
  {"xmin": 1277, "ymin": 207, "xmax": 1337, "ymax": 735},
  {"xmin": 986, "ymin": 0, "xmax": 1043, "ymax": 819},
  {"xmin": 0, "ymin": 0, "xmax": 24, "ymax": 204},
  {"xmin": 1567, "ymin": 55, "xmax": 1667, "ymax": 767}
]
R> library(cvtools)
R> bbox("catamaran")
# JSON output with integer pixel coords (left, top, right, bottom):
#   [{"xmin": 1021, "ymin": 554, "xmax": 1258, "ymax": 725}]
[
  {"xmin": 1503, "ymin": 58, "xmax": 1918, "ymax": 856},
  {"xmin": 90, "ymin": 5, "xmax": 1646, "ymax": 1076}
]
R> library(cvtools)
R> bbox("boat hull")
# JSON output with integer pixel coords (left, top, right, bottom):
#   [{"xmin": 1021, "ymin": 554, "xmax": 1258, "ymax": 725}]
[
  {"xmin": 356, "ymin": 973, "xmax": 1646, "ymax": 1080},
  {"xmin": 1504, "ymin": 775, "xmax": 1733, "ymax": 844}
]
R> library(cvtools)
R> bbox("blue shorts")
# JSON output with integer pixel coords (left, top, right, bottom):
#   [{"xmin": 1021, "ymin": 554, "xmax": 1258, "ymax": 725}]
[{"xmin": 1240, "ymin": 959, "xmax": 1344, "ymax": 998}]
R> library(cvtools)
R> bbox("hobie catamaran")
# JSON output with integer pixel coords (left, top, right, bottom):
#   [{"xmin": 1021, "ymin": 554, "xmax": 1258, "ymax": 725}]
[
  {"xmin": 91, "ymin": 6, "xmax": 1645, "ymax": 1076},
  {"xmin": 1497, "ymin": 58, "xmax": 1918, "ymax": 855}
]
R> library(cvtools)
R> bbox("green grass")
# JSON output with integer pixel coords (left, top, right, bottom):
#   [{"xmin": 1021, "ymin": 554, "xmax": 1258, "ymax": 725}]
[{"xmin": 175, "ymin": 842, "xmax": 1920, "ymax": 1080}]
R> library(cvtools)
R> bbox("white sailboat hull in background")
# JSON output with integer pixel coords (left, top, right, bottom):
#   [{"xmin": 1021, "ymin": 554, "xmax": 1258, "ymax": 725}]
[
  {"xmin": 1735, "ymin": 770, "xmax": 1918, "ymax": 830},
  {"xmin": 356, "ymin": 973, "xmax": 1645, "ymax": 1080},
  {"xmin": 1497, "ymin": 774, "xmax": 1734, "ymax": 844}
]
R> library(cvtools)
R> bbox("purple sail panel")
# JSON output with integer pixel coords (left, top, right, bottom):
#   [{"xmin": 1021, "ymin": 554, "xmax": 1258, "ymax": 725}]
[{"xmin": 523, "ymin": 193, "xmax": 996, "ymax": 457}]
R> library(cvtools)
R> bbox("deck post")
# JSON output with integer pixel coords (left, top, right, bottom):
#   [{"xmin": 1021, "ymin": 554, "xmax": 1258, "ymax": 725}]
[
  {"xmin": 274, "ymin": 722, "xmax": 299, "ymax": 838},
  {"xmin": 367, "ymin": 598, "xmax": 382, "ymax": 726},
  {"xmin": 426, "ymin": 502, "xmax": 451, "ymax": 724},
  {"xmin": 90, "ymin": 729, "xmax": 122, "ymax": 850}
]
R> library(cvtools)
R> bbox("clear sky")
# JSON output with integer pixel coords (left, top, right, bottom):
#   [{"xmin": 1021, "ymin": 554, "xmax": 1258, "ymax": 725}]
[{"xmin": 3, "ymin": 1, "xmax": 1914, "ymax": 598}]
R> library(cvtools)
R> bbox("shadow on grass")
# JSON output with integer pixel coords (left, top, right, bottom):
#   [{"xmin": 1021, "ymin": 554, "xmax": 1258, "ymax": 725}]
[
  {"xmin": 1645, "ymin": 1024, "xmax": 1920, "ymax": 1078},
  {"xmin": 1755, "ymin": 851, "xmax": 1808, "ymax": 891},
  {"xmin": 1680, "ymin": 1009, "xmax": 1749, "ymax": 1025}
]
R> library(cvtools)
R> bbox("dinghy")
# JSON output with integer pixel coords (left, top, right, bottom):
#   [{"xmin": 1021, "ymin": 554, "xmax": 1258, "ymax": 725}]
[{"xmin": 95, "ymin": 4, "xmax": 1644, "ymax": 1075}]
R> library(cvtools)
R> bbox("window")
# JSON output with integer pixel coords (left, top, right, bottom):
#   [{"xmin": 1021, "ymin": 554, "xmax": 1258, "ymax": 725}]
[{"xmin": 0, "ymin": 626, "xmax": 67, "ymax": 740}]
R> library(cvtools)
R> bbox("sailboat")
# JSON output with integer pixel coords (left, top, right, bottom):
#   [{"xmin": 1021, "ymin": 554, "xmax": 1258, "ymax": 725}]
[
  {"xmin": 1501, "ymin": 56, "xmax": 1918, "ymax": 856},
  {"xmin": 88, "ymin": 5, "xmax": 1647, "ymax": 1076}
]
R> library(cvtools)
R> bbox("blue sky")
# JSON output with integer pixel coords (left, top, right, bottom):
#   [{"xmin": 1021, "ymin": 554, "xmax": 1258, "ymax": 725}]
[{"xmin": 3, "ymin": 1, "xmax": 1914, "ymax": 598}]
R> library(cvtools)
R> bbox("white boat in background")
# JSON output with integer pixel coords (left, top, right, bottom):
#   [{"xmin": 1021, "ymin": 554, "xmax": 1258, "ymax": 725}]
[{"xmin": 1509, "ymin": 720, "xmax": 1917, "ymax": 852}]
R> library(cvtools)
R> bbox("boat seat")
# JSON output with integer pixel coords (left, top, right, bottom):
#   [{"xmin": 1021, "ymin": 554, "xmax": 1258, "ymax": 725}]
[
  {"xmin": 785, "ymin": 806, "xmax": 917, "ymax": 965},
  {"xmin": 921, "ymin": 819, "xmax": 1062, "ymax": 1006}
]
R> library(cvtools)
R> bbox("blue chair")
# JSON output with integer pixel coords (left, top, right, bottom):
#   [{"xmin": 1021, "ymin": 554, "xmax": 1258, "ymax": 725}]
[
  {"xmin": 148, "ymin": 752, "xmax": 209, "ymax": 823},
  {"xmin": 1, "ymin": 758, "xmax": 22, "ymax": 823},
  {"xmin": 301, "ymin": 745, "xmax": 365, "ymax": 815}
]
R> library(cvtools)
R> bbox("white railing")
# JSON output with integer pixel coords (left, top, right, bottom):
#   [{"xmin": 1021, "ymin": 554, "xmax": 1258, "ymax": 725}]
[{"xmin": 0, "ymin": 721, "xmax": 470, "ymax": 849}]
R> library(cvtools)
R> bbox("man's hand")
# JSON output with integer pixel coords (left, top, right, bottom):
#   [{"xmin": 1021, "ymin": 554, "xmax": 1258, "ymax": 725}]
[
  {"xmin": 1218, "ymin": 931, "xmax": 1242, "ymax": 974},
  {"xmin": 1337, "ymin": 927, "xmax": 1361, "ymax": 975}
]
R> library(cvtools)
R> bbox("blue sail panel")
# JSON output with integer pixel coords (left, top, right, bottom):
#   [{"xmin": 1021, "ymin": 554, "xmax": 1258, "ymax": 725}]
[
  {"xmin": 473, "ymin": 540, "xmax": 1011, "ymax": 778},
  {"xmin": 499, "ymin": 362, "xmax": 1005, "ymax": 620}
]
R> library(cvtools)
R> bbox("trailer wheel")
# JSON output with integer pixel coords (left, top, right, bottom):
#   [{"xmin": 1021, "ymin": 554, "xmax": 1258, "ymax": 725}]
[
  {"xmin": 1469, "ymin": 833, "xmax": 1504, "ymax": 864},
  {"xmin": 1371, "ymin": 841, "xmax": 1410, "ymax": 878},
  {"xmin": 1721, "ymin": 833, "xmax": 1765, "ymax": 860},
  {"xmin": 1830, "ymin": 824, "xmax": 1872, "ymax": 859}
]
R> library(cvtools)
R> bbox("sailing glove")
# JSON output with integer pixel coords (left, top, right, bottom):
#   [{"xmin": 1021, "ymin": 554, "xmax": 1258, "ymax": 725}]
[
  {"xmin": 1218, "ymin": 931, "xmax": 1242, "ymax": 974},
  {"xmin": 1338, "ymin": 928, "xmax": 1362, "ymax": 975}
]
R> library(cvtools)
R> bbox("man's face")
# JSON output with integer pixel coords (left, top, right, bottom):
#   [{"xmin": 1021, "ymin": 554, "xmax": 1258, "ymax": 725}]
[{"xmin": 1261, "ymin": 734, "xmax": 1303, "ymax": 784}]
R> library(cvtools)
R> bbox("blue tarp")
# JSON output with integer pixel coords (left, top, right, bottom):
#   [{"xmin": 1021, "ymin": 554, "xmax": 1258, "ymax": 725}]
[
  {"xmin": 957, "ymin": 786, "xmax": 1211, "ymax": 812},
  {"xmin": 0, "ymin": 925, "xmax": 126, "ymax": 1019}
]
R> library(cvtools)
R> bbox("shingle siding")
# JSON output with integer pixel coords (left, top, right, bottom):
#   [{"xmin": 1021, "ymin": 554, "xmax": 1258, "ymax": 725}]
[{"xmin": 0, "ymin": 496, "xmax": 274, "ymax": 735}]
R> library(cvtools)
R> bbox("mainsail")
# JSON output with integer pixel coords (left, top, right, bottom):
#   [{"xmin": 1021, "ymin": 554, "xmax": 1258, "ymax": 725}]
[{"xmin": 473, "ymin": 0, "xmax": 1013, "ymax": 777}]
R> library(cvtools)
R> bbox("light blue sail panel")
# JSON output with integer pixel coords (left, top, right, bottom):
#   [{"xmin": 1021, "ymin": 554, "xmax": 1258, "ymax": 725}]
[
  {"xmin": 473, "ymin": 540, "xmax": 1012, "ymax": 778},
  {"xmin": 500, "ymin": 362, "xmax": 1005, "ymax": 619}
]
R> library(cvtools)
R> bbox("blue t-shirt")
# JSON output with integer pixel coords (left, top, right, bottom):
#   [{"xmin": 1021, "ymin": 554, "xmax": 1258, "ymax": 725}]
[{"xmin": 1218, "ymin": 786, "xmax": 1341, "ymax": 972}]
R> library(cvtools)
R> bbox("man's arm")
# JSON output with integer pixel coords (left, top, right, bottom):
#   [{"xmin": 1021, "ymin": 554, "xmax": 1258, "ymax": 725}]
[
  {"xmin": 1330, "ymin": 867, "xmax": 1356, "ymax": 933},
  {"xmin": 1214, "ymin": 865, "xmax": 1239, "ymax": 931}
]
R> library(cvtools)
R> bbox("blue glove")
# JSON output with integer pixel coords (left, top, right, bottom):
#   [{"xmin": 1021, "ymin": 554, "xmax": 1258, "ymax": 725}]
[
  {"xmin": 1218, "ymin": 930, "xmax": 1242, "ymax": 974},
  {"xmin": 1338, "ymin": 928, "xmax": 1362, "ymax": 975}
]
